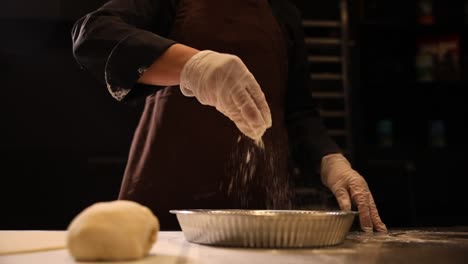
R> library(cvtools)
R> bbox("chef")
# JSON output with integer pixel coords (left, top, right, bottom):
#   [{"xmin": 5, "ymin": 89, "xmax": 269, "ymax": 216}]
[{"xmin": 72, "ymin": 0, "xmax": 387, "ymax": 232}]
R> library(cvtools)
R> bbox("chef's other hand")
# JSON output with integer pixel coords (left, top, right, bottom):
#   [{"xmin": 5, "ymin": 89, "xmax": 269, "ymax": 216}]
[
  {"xmin": 180, "ymin": 50, "xmax": 272, "ymax": 140},
  {"xmin": 321, "ymin": 153, "xmax": 387, "ymax": 233}
]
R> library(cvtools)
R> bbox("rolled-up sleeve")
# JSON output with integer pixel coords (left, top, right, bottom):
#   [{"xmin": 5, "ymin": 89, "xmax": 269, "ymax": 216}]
[
  {"xmin": 282, "ymin": 3, "xmax": 341, "ymax": 174},
  {"xmin": 71, "ymin": 0, "xmax": 177, "ymax": 101}
]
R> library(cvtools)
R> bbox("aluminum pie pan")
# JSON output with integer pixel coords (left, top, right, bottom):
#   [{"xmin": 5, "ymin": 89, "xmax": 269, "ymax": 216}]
[{"xmin": 170, "ymin": 209, "xmax": 358, "ymax": 248}]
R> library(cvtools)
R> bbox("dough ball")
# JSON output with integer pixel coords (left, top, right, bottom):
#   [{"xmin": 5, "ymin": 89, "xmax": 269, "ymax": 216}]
[{"xmin": 66, "ymin": 200, "xmax": 159, "ymax": 261}]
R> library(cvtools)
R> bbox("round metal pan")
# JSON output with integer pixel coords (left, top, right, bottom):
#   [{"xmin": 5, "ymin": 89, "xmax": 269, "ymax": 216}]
[{"xmin": 170, "ymin": 209, "xmax": 358, "ymax": 248}]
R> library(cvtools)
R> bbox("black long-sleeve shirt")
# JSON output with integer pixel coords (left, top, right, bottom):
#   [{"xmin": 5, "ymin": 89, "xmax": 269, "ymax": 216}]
[{"xmin": 71, "ymin": 0, "xmax": 341, "ymax": 173}]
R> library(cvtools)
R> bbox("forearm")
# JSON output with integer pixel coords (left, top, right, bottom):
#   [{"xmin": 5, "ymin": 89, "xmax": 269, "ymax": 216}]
[
  {"xmin": 287, "ymin": 116, "xmax": 341, "ymax": 175},
  {"xmin": 137, "ymin": 44, "xmax": 200, "ymax": 86},
  {"xmin": 71, "ymin": 0, "xmax": 178, "ymax": 101}
]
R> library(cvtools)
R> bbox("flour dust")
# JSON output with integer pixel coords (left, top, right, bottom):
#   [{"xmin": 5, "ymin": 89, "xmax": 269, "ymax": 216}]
[{"xmin": 224, "ymin": 134, "xmax": 292, "ymax": 210}]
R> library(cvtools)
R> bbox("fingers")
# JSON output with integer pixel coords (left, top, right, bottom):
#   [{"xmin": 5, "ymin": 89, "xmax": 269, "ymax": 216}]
[
  {"xmin": 332, "ymin": 179, "xmax": 373, "ymax": 232},
  {"xmin": 217, "ymin": 96, "xmax": 262, "ymax": 140},
  {"xmin": 227, "ymin": 109, "xmax": 263, "ymax": 140},
  {"xmin": 334, "ymin": 185, "xmax": 375, "ymax": 232},
  {"xmin": 231, "ymin": 85, "xmax": 269, "ymax": 140},
  {"xmin": 369, "ymin": 194, "xmax": 388, "ymax": 233},
  {"xmin": 347, "ymin": 175, "xmax": 377, "ymax": 232},
  {"xmin": 349, "ymin": 176, "xmax": 388, "ymax": 233},
  {"xmin": 244, "ymin": 74, "xmax": 272, "ymax": 128},
  {"xmin": 333, "ymin": 187, "xmax": 352, "ymax": 211},
  {"xmin": 223, "ymin": 58, "xmax": 270, "ymax": 140},
  {"xmin": 354, "ymin": 192, "xmax": 373, "ymax": 233}
]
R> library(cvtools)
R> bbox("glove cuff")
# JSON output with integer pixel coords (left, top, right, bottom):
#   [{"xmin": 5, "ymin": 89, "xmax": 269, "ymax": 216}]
[{"xmin": 179, "ymin": 50, "xmax": 215, "ymax": 97}]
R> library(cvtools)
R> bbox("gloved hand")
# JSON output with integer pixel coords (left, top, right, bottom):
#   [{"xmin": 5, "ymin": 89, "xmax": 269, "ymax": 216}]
[
  {"xmin": 321, "ymin": 153, "xmax": 387, "ymax": 232},
  {"xmin": 180, "ymin": 50, "xmax": 272, "ymax": 140}
]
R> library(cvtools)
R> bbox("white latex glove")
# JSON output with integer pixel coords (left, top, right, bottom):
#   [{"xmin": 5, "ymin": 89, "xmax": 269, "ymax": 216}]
[
  {"xmin": 180, "ymin": 50, "xmax": 272, "ymax": 140},
  {"xmin": 321, "ymin": 153, "xmax": 387, "ymax": 233}
]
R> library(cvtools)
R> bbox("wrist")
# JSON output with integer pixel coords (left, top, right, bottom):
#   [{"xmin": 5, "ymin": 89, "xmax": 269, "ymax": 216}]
[
  {"xmin": 138, "ymin": 44, "xmax": 200, "ymax": 86},
  {"xmin": 322, "ymin": 153, "xmax": 349, "ymax": 166},
  {"xmin": 179, "ymin": 50, "xmax": 217, "ymax": 96}
]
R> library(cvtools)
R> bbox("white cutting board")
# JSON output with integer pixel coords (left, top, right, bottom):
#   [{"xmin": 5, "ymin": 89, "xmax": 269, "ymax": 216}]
[{"xmin": 0, "ymin": 231, "xmax": 66, "ymax": 255}]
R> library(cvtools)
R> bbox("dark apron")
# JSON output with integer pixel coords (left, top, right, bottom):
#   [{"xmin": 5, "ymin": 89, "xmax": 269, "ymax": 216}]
[{"xmin": 119, "ymin": 0, "xmax": 293, "ymax": 230}]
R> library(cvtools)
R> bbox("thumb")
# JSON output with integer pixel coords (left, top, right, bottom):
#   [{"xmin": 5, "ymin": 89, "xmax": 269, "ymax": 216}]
[{"xmin": 333, "ymin": 187, "xmax": 352, "ymax": 211}]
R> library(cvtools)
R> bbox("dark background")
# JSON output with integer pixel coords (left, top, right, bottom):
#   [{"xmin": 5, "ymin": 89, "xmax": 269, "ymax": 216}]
[{"xmin": 1, "ymin": 0, "xmax": 467, "ymax": 230}]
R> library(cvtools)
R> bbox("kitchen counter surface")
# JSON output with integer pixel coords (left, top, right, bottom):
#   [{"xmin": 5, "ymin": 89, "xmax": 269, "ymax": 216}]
[{"xmin": 1, "ymin": 227, "xmax": 467, "ymax": 264}]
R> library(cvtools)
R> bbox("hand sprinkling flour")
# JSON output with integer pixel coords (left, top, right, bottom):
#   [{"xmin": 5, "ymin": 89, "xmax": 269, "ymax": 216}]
[{"xmin": 180, "ymin": 50, "xmax": 272, "ymax": 140}]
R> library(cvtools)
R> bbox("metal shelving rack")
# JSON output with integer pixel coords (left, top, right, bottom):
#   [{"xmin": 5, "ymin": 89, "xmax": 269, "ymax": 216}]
[
  {"xmin": 294, "ymin": 0, "xmax": 354, "ymax": 209},
  {"xmin": 302, "ymin": 0, "xmax": 353, "ymax": 160}
]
